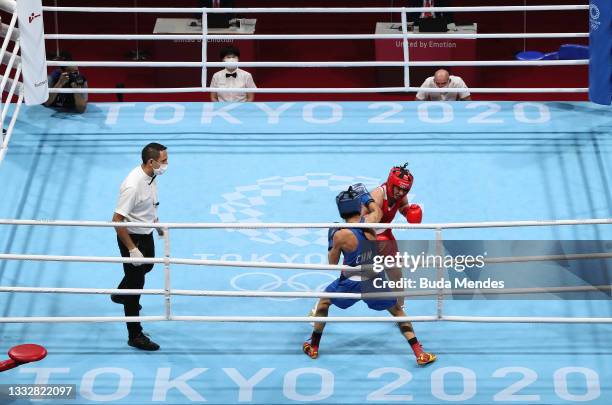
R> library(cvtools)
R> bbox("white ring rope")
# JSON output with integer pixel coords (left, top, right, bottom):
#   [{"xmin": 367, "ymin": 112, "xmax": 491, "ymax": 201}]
[
  {"xmin": 1, "ymin": 64, "xmax": 22, "ymax": 124},
  {"xmin": 41, "ymin": 6, "xmax": 590, "ymax": 14},
  {"xmin": 0, "ymin": 74, "xmax": 22, "ymax": 96},
  {"xmin": 0, "ymin": 315, "xmax": 435, "ymax": 323},
  {"xmin": 47, "ymin": 61, "xmax": 589, "ymax": 68},
  {"xmin": 0, "ymin": 80, "xmax": 22, "ymax": 164},
  {"xmin": 45, "ymin": 33, "xmax": 589, "ymax": 40},
  {"xmin": 0, "ymin": 21, "xmax": 19, "ymax": 43},
  {"xmin": 0, "ymin": 41, "xmax": 19, "ymax": 98},
  {"xmin": 0, "ymin": 13, "xmax": 16, "ymax": 63},
  {"xmin": 485, "ymin": 252, "xmax": 612, "ymax": 264},
  {"xmin": 438, "ymin": 316, "xmax": 612, "ymax": 324},
  {"xmin": 49, "ymin": 87, "xmax": 590, "ymax": 94},
  {"xmin": 0, "ymin": 315, "xmax": 609, "ymax": 324},
  {"xmin": 1, "ymin": 218, "xmax": 608, "ymax": 229},
  {"xmin": 1, "ymin": 284, "xmax": 610, "ymax": 299},
  {"xmin": 0, "ymin": 287, "xmax": 166, "ymax": 296},
  {"xmin": 0, "ymin": 252, "xmax": 610, "ymax": 270},
  {"xmin": 1, "ymin": 49, "xmax": 20, "ymax": 70}
]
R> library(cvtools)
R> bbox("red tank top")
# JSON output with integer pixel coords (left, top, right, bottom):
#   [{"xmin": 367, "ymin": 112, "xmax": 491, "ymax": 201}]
[{"xmin": 377, "ymin": 184, "xmax": 400, "ymax": 224}]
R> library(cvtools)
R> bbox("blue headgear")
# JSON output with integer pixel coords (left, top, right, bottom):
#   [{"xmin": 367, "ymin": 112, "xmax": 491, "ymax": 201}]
[{"xmin": 336, "ymin": 186, "xmax": 361, "ymax": 217}]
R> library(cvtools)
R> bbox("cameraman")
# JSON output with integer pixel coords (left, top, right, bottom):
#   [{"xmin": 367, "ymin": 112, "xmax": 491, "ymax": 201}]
[{"xmin": 44, "ymin": 53, "xmax": 88, "ymax": 113}]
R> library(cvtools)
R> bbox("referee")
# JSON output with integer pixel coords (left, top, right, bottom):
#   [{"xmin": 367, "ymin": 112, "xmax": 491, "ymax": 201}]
[{"xmin": 111, "ymin": 143, "xmax": 168, "ymax": 351}]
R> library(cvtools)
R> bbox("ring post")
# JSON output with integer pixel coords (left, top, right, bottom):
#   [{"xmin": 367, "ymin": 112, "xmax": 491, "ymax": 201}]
[
  {"xmin": 163, "ymin": 227, "xmax": 171, "ymax": 320},
  {"xmin": 400, "ymin": 9, "xmax": 410, "ymax": 90},
  {"xmin": 588, "ymin": 0, "xmax": 612, "ymax": 105},
  {"xmin": 201, "ymin": 8, "xmax": 208, "ymax": 88},
  {"xmin": 435, "ymin": 228, "xmax": 444, "ymax": 320}
]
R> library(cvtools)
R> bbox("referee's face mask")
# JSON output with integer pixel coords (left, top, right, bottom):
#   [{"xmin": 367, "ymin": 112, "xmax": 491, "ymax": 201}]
[
  {"xmin": 223, "ymin": 56, "xmax": 239, "ymax": 72},
  {"xmin": 149, "ymin": 151, "xmax": 168, "ymax": 176}
]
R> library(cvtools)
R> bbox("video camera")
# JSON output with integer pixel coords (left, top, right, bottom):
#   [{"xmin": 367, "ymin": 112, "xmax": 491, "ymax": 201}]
[{"xmin": 67, "ymin": 71, "xmax": 85, "ymax": 86}]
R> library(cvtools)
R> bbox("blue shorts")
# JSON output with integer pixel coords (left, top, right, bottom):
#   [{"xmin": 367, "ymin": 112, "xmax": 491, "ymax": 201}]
[{"xmin": 324, "ymin": 276, "xmax": 396, "ymax": 311}]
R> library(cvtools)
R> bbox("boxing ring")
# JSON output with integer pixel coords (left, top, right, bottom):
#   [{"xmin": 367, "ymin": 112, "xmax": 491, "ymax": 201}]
[{"xmin": 1, "ymin": 3, "xmax": 612, "ymax": 404}]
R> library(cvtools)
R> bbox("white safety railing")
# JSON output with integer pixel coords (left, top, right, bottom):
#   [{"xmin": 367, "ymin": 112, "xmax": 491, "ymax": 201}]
[
  {"xmin": 43, "ymin": 5, "xmax": 590, "ymax": 95},
  {"xmin": 0, "ymin": 218, "xmax": 610, "ymax": 324},
  {"xmin": 0, "ymin": 0, "xmax": 24, "ymax": 167}
]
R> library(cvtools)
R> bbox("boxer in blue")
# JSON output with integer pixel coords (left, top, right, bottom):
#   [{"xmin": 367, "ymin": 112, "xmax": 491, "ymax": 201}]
[{"xmin": 303, "ymin": 184, "xmax": 437, "ymax": 366}]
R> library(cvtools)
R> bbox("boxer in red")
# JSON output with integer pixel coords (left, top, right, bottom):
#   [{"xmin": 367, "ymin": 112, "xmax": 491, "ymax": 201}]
[{"xmin": 369, "ymin": 163, "xmax": 422, "ymax": 307}]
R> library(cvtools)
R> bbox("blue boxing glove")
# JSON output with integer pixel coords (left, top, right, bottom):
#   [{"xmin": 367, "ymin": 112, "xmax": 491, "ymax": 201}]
[
  {"xmin": 351, "ymin": 183, "xmax": 374, "ymax": 207},
  {"xmin": 328, "ymin": 223, "xmax": 341, "ymax": 251}
]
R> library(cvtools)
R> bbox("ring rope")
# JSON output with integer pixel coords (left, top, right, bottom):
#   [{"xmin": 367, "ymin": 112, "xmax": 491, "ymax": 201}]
[
  {"xmin": 46, "ymin": 61, "xmax": 589, "ymax": 68},
  {"xmin": 0, "ymin": 252, "xmax": 610, "ymax": 269},
  {"xmin": 50, "ymin": 87, "xmax": 590, "ymax": 94},
  {"xmin": 41, "ymin": 6, "xmax": 590, "ymax": 14},
  {"xmin": 0, "ymin": 13, "xmax": 16, "ymax": 62},
  {"xmin": 1, "ymin": 284, "xmax": 610, "ymax": 298},
  {"xmin": 45, "ymin": 33, "xmax": 590, "ymax": 40},
  {"xmin": 1, "ymin": 315, "xmax": 609, "ymax": 324},
  {"xmin": 1, "ymin": 65, "xmax": 22, "ymax": 125},
  {"xmin": 1, "ymin": 218, "xmax": 608, "ymax": 229}
]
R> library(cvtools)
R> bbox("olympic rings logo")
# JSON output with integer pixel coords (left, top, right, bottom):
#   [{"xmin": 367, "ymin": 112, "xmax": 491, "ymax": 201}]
[
  {"xmin": 590, "ymin": 5, "xmax": 600, "ymax": 31},
  {"xmin": 230, "ymin": 272, "xmax": 336, "ymax": 301},
  {"xmin": 211, "ymin": 173, "xmax": 380, "ymax": 246},
  {"xmin": 590, "ymin": 4, "xmax": 600, "ymax": 20}
]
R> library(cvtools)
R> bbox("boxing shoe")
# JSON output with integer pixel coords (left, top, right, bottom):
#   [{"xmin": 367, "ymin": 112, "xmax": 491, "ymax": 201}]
[
  {"xmin": 416, "ymin": 351, "xmax": 437, "ymax": 366},
  {"xmin": 302, "ymin": 340, "xmax": 319, "ymax": 359}
]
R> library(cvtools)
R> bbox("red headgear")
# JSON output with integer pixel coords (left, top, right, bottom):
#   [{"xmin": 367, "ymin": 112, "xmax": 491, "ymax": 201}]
[{"xmin": 386, "ymin": 163, "xmax": 413, "ymax": 200}]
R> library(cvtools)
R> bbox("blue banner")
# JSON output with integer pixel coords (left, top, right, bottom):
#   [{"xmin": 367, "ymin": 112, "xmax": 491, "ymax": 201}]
[{"xmin": 589, "ymin": 0, "xmax": 612, "ymax": 105}]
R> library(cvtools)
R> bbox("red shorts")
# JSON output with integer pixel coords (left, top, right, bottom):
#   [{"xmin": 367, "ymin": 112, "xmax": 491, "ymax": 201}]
[{"xmin": 376, "ymin": 229, "xmax": 398, "ymax": 257}]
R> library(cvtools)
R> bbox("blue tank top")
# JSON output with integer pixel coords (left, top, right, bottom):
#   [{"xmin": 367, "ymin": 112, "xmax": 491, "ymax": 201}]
[{"xmin": 342, "ymin": 218, "xmax": 371, "ymax": 267}]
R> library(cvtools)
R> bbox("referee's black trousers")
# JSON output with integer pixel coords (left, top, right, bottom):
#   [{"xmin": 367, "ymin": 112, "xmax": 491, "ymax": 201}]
[{"xmin": 116, "ymin": 233, "xmax": 155, "ymax": 339}]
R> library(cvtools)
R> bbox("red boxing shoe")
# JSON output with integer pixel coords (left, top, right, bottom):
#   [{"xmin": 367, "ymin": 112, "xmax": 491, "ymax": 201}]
[
  {"xmin": 416, "ymin": 351, "xmax": 437, "ymax": 366},
  {"xmin": 302, "ymin": 340, "xmax": 319, "ymax": 359}
]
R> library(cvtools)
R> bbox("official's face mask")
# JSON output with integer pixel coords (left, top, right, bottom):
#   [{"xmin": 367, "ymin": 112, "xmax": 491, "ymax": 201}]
[
  {"xmin": 224, "ymin": 57, "xmax": 238, "ymax": 71},
  {"xmin": 153, "ymin": 162, "xmax": 168, "ymax": 176}
]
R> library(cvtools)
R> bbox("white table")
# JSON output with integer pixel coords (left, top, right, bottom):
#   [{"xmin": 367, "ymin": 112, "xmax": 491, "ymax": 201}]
[{"xmin": 153, "ymin": 18, "xmax": 256, "ymax": 35}]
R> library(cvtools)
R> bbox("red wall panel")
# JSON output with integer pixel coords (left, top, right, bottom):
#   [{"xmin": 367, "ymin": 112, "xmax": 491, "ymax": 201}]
[{"xmin": 31, "ymin": 0, "xmax": 589, "ymax": 101}]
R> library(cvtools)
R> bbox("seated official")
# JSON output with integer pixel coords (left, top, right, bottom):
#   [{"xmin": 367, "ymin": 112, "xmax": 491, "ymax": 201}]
[
  {"xmin": 44, "ymin": 53, "xmax": 88, "ymax": 113},
  {"xmin": 408, "ymin": 0, "xmax": 454, "ymax": 27},
  {"xmin": 210, "ymin": 46, "xmax": 256, "ymax": 102},
  {"xmin": 415, "ymin": 69, "xmax": 471, "ymax": 101},
  {"xmin": 198, "ymin": 0, "xmax": 235, "ymax": 27}
]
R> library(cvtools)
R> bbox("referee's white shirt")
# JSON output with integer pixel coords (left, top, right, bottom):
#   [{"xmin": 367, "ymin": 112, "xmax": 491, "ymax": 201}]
[
  {"xmin": 115, "ymin": 166, "xmax": 158, "ymax": 235},
  {"xmin": 210, "ymin": 68, "xmax": 256, "ymax": 102}
]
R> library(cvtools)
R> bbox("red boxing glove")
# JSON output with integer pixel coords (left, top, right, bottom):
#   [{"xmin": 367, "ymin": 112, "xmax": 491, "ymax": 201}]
[{"xmin": 405, "ymin": 204, "xmax": 422, "ymax": 223}]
